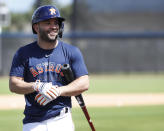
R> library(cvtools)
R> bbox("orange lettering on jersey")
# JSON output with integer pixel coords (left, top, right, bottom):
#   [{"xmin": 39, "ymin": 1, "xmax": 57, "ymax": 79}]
[
  {"xmin": 55, "ymin": 64, "xmax": 61, "ymax": 73},
  {"xmin": 49, "ymin": 63, "xmax": 55, "ymax": 72},
  {"xmin": 44, "ymin": 63, "xmax": 49, "ymax": 72},
  {"xmin": 30, "ymin": 67, "xmax": 39, "ymax": 77},
  {"xmin": 60, "ymin": 72, "xmax": 64, "ymax": 77},
  {"xmin": 36, "ymin": 66, "xmax": 43, "ymax": 74}
]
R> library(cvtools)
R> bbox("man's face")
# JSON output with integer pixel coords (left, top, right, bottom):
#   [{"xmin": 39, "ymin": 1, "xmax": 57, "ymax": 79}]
[{"xmin": 36, "ymin": 18, "xmax": 59, "ymax": 43}]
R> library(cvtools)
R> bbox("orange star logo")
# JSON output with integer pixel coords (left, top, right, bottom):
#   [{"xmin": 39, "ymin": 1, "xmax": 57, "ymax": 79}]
[{"xmin": 49, "ymin": 8, "xmax": 56, "ymax": 15}]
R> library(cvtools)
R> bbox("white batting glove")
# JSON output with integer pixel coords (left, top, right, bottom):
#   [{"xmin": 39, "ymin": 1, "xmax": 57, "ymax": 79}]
[
  {"xmin": 35, "ymin": 94, "xmax": 52, "ymax": 106},
  {"xmin": 33, "ymin": 80, "xmax": 61, "ymax": 100},
  {"xmin": 46, "ymin": 85, "xmax": 61, "ymax": 100}
]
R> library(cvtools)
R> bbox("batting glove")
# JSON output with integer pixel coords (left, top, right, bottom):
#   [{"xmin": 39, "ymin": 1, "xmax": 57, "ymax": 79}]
[
  {"xmin": 35, "ymin": 94, "xmax": 51, "ymax": 106},
  {"xmin": 33, "ymin": 80, "xmax": 61, "ymax": 100}
]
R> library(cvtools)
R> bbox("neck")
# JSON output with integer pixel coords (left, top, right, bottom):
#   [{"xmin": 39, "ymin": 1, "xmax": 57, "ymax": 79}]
[{"xmin": 37, "ymin": 39, "xmax": 58, "ymax": 50}]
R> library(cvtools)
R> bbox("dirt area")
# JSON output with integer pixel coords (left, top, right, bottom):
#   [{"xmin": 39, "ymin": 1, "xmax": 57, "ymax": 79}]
[
  {"xmin": 0, "ymin": 94, "xmax": 164, "ymax": 109},
  {"xmin": 0, "ymin": 93, "xmax": 164, "ymax": 109}
]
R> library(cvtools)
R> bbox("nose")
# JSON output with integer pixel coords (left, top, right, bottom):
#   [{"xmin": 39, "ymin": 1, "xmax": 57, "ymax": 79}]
[
  {"xmin": 50, "ymin": 23, "xmax": 58, "ymax": 28},
  {"xmin": 49, "ymin": 19, "xmax": 59, "ymax": 27}
]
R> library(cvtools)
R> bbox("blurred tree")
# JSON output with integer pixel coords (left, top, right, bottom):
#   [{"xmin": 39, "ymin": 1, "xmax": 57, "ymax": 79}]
[
  {"xmin": 3, "ymin": 0, "xmax": 72, "ymax": 33},
  {"xmin": 33, "ymin": 0, "xmax": 53, "ymax": 9},
  {"xmin": 3, "ymin": 11, "xmax": 32, "ymax": 32},
  {"xmin": 60, "ymin": 4, "xmax": 72, "ymax": 23}
]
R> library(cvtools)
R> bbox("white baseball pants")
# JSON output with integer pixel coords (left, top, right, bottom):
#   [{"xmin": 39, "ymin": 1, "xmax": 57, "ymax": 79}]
[{"xmin": 23, "ymin": 108, "xmax": 75, "ymax": 131}]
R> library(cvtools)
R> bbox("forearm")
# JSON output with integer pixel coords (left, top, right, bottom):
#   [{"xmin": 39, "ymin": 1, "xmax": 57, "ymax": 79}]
[
  {"xmin": 9, "ymin": 76, "xmax": 35, "ymax": 94},
  {"xmin": 59, "ymin": 75, "xmax": 89, "ymax": 96}
]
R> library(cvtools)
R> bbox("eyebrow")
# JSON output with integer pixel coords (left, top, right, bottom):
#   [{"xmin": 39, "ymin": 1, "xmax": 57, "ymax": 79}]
[{"xmin": 43, "ymin": 19, "xmax": 58, "ymax": 22}]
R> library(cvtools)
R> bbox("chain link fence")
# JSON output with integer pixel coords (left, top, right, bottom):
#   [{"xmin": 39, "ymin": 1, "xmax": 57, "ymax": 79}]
[{"xmin": 1, "ymin": 33, "xmax": 164, "ymax": 75}]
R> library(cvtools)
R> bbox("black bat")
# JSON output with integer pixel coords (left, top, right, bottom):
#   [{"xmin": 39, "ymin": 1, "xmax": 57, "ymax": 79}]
[{"xmin": 60, "ymin": 64, "xmax": 96, "ymax": 131}]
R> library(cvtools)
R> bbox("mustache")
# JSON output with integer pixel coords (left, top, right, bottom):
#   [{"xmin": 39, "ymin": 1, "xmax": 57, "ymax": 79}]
[{"xmin": 47, "ymin": 28, "xmax": 59, "ymax": 33}]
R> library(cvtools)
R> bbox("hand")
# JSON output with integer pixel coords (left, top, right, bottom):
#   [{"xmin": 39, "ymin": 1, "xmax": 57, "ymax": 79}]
[
  {"xmin": 46, "ymin": 85, "xmax": 61, "ymax": 100},
  {"xmin": 33, "ymin": 80, "xmax": 61, "ymax": 100},
  {"xmin": 35, "ymin": 94, "xmax": 51, "ymax": 106}
]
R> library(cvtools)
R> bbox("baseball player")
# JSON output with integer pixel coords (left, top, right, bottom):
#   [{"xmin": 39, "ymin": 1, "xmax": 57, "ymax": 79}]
[{"xmin": 9, "ymin": 5, "xmax": 89, "ymax": 131}]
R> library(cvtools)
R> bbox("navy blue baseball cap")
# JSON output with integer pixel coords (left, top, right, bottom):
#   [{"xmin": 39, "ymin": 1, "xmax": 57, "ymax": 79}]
[{"xmin": 32, "ymin": 5, "xmax": 65, "ymax": 35}]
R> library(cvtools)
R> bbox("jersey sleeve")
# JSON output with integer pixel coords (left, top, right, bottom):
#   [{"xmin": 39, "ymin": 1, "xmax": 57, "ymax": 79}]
[
  {"xmin": 70, "ymin": 47, "xmax": 88, "ymax": 78},
  {"xmin": 10, "ymin": 48, "xmax": 25, "ymax": 77}
]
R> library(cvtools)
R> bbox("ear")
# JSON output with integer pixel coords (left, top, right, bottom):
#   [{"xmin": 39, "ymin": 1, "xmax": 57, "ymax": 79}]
[{"xmin": 33, "ymin": 24, "xmax": 39, "ymax": 34}]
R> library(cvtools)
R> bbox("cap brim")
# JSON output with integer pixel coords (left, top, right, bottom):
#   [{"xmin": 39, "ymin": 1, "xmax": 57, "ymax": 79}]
[{"xmin": 58, "ymin": 17, "xmax": 65, "ymax": 21}]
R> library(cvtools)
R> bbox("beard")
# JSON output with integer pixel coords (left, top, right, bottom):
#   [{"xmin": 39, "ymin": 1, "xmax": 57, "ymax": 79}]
[{"xmin": 39, "ymin": 27, "xmax": 58, "ymax": 43}]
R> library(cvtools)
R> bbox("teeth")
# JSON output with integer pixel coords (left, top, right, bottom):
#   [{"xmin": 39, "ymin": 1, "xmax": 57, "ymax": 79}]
[
  {"xmin": 50, "ymin": 30, "xmax": 57, "ymax": 33},
  {"xmin": 49, "ymin": 32, "xmax": 56, "ymax": 35}
]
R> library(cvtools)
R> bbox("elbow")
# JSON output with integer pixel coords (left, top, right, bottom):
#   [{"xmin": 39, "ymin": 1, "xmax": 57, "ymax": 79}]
[
  {"xmin": 9, "ymin": 85, "xmax": 14, "ymax": 93},
  {"xmin": 9, "ymin": 88, "xmax": 15, "ymax": 93},
  {"xmin": 82, "ymin": 75, "xmax": 90, "ymax": 91},
  {"xmin": 9, "ymin": 77, "xmax": 18, "ymax": 93},
  {"xmin": 84, "ymin": 81, "xmax": 89, "ymax": 91},
  {"xmin": 9, "ymin": 82, "xmax": 16, "ymax": 93}
]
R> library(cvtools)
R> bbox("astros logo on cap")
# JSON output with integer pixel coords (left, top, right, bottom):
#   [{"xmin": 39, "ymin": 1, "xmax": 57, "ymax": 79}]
[{"xmin": 49, "ymin": 8, "xmax": 56, "ymax": 15}]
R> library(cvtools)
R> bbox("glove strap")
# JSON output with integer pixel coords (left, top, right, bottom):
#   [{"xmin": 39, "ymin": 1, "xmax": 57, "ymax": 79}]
[{"xmin": 33, "ymin": 80, "xmax": 41, "ymax": 92}]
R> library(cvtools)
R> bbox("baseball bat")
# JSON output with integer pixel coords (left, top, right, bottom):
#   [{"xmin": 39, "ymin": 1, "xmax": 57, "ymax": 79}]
[{"xmin": 61, "ymin": 64, "xmax": 96, "ymax": 131}]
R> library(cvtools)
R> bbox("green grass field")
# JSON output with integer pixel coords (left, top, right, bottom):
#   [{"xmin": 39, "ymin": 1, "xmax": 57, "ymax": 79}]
[
  {"xmin": 0, "ymin": 77, "xmax": 11, "ymax": 94},
  {"xmin": 88, "ymin": 74, "xmax": 164, "ymax": 93},
  {"xmin": 1, "ymin": 74, "xmax": 164, "ymax": 131},
  {"xmin": 0, "ymin": 106, "xmax": 164, "ymax": 131},
  {"xmin": 1, "ymin": 74, "xmax": 164, "ymax": 94}
]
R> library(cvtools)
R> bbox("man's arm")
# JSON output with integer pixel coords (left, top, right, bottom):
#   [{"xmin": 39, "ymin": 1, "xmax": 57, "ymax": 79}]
[
  {"xmin": 9, "ymin": 76, "xmax": 35, "ymax": 94},
  {"xmin": 59, "ymin": 75, "xmax": 89, "ymax": 96}
]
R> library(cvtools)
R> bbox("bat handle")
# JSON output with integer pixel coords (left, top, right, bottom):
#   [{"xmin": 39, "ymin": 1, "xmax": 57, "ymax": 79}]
[{"xmin": 75, "ymin": 94, "xmax": 85, "ymax": 107}]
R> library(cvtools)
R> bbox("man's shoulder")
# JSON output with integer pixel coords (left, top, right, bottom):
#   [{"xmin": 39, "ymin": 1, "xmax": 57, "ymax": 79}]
[
  {"xmin": 16, "ymin": 41, "xmax": 37, "ymax": 57},
  {"xmin": 59, "ymin": 40, "xmax": 78, "ymax": 51},
  {"xmin": 19, "ymin": 41, "xmax": 37, "ymax": 51}
]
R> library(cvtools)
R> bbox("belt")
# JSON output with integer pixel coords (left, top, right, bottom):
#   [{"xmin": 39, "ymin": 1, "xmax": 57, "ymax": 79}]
[
  {"xmin": 60, "ymin": 107, "xmax": 69, "ymax": 116},
  {"xmin": 65, "ymin": 107, "xmax": 69, "ymax": 113}
]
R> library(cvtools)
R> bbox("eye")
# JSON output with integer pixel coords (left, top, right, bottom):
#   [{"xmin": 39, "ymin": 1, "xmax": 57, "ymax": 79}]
[
  {"xmin": 54, "ymin": 21, "xmax": 59, "ymax": 25},
  {"xmin": 45, "ymin": 22, "xmax": 50, "ymax": 25}
]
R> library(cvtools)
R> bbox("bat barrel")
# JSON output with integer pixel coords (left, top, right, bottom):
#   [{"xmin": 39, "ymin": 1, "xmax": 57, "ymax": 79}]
[{"xmin": 61, "ymin": 64, "xmax": 74, "ymax": 83}]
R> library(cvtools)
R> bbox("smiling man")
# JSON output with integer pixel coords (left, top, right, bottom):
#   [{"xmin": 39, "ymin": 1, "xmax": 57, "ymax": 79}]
[{"xmin": 9, "ymin": 5, "xmax": 89, "ymax": 131}]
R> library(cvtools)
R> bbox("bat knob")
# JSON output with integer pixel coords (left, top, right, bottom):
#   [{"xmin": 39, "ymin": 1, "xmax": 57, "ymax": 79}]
[{"xmin": 62, "ymin": 64, "xmax": 70, "ymax": 69}]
